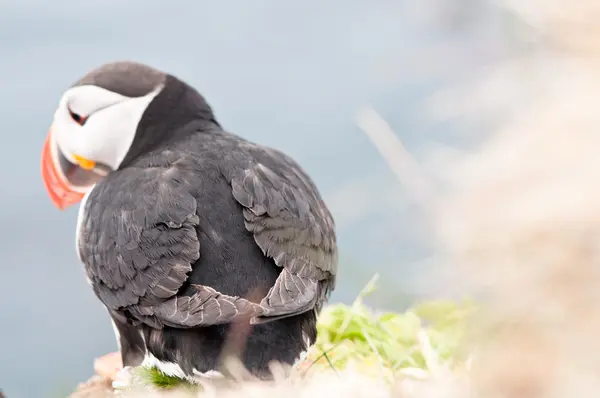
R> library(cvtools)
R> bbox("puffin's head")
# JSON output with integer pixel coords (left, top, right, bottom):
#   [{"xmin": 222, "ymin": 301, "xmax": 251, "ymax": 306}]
[
  {"xmin": 41, "ymin": 61, "xmax": 166, "ymax": 210},
  {"xmin": 41, "ymin": 61, "xmax": 215, "ymax": 210}
]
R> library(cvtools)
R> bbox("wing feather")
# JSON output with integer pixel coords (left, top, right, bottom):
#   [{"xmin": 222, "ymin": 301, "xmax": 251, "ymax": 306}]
[
  {"xmin": 80, "ymin": 165, "xmax": 259, "ymax": 329},
  {"xmin": 227, "ymin": 146, "xmax": 338, "ymax": 323}
]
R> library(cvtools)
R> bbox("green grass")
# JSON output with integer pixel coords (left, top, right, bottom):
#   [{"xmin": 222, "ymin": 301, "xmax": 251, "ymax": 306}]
[
  {"xmin": 299, "ymin": 274, "xmax": 477, "ymax": 382},
  {"xmin": 140, "ymin": 367, "xmax": 190, "ymax": 389}
]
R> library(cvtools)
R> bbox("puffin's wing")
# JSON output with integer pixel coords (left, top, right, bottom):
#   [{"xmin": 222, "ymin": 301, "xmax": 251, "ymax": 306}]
[
  {"xmin": 228, "ymin": 146, "xmax": 338, "ymax": 323},
  {"xmin": 80, "ymin": 166, "xmax": 259, "ymax": 329}
]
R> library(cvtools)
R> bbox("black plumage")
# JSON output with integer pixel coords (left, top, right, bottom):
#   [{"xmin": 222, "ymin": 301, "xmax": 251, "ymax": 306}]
[{"xmin": 75, "ymin": 64, "xmax": 338, "ymax": 378}]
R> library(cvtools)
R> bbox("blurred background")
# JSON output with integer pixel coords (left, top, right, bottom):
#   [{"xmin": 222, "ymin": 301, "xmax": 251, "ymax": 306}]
[{"xmin": 0, "ymin": 1, "xmax": 527, "ymax": 397}]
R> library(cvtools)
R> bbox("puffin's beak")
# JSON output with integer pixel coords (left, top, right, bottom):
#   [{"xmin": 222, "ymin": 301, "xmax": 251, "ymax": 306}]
[{"xmin": 41, "ymin": 128, "xmax": 85, "ymax": 210}]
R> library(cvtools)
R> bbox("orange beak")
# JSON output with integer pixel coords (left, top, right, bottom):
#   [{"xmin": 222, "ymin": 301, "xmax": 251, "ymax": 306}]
[{"xmin": 41, "ymin": 130, "xmax": 85, "ymax": 210}]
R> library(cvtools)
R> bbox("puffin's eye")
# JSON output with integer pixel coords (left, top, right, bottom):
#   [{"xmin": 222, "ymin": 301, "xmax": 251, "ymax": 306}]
[{"xmin": 68, "ymin": 107, "xmax": 88, "ymax": 126}]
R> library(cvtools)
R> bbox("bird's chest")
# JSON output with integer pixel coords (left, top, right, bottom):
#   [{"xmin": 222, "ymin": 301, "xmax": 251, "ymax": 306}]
[
  {"xmin": 74, "ymin": 187, "xmax": 99, "ymax": 286},
  {"xmin": 75, "ymin": 187, "xmax": 94, "ymax": 264}
]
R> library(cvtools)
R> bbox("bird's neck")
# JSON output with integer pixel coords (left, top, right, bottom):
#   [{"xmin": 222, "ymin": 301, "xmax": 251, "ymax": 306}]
[{"xmin": 119, "ymin": 75, "xmax": 221, "ymax": 169}]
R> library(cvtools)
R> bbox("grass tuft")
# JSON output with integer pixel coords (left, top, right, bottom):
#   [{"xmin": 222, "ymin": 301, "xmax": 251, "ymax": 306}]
[
  {"xmin": 300, "ymin": 274, "xmax": 476, "ymax": 384},
  {"xmin": 140, "ymin": 367, "xmax": 190, "ymax": 389}
]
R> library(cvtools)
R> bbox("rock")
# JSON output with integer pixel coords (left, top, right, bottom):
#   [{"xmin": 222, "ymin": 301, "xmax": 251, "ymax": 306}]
[{"xmin": 69, "ymin": 375, "xmax": 114, "ymax": 398}]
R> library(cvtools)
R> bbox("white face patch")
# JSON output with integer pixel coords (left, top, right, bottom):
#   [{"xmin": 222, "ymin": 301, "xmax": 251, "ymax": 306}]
[{"xmin": 52, "ymin": 84, "xmax": 163, "ymax": 171}]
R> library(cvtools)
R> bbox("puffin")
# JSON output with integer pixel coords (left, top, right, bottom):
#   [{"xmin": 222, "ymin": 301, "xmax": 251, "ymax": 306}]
[{"xmin": 40, "ymin": 61, "xmax": 338, "ymax": 384}]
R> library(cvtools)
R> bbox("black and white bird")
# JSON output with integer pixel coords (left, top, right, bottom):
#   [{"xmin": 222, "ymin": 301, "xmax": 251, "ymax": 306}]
[{"xmin": 40, "ymin": 61, "xmax": 338, "ymax": 383}]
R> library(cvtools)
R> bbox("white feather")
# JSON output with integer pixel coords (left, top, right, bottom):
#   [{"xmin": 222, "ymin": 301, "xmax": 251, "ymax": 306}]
[
  {"xmin": 52, "ymin": 84, "xmax": 162, "ymax": 171},
  {"xmin": 109, "ymin": 317, "xmax": 122, "ymax": 351},
  {"xmin": 75, "ymin": 186, "xmax": 93, "ymax": 265}
]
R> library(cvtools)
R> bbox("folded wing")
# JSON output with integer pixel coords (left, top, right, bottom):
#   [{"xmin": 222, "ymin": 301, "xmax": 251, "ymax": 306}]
[
  {"xmin": 79, "ymin": 166, "xmax": 260, "ymax": 329},
  {"xmin": 227, "ymin": 146, "xmax": 338, "ymax": 324}
]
